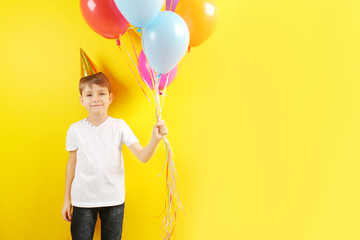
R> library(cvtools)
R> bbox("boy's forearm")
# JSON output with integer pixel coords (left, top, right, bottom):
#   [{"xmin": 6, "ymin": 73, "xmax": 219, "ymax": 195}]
[
  {"xmin": 139, "ymin": 138, "xmax": 161, "ymax": 163},
  {"xmin": 64, "ymin": 161, "xmax": 75, "ymax": 202}
]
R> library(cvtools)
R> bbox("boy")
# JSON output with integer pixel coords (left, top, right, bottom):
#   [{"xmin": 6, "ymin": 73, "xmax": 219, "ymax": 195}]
[{"xmin": 61, "ymin": 72, "xmax": 168, "ymax": 240}]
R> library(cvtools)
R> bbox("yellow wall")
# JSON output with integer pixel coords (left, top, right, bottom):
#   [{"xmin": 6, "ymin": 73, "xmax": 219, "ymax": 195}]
[{"xmin": 1, "ymin": 0, "xmax": 360, "ymax": 239}]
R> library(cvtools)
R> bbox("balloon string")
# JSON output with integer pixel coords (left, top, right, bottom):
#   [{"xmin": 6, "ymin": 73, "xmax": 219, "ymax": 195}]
[
  {"xmin": 160, "ymin": 136, "xmax": 181, "ymax": 240},
  {"xmin": 120, "ymin": 33, "xmax": 182, "ymax": 240},
  {"xmin": 150, "ymin": 70, "xmax": 182, "ymax": 240},
  {"xmin": 161, "ymin": 73, "xmax": 170, "ymax": 114},
  {"xmin": 119, "ymin": 36, "xmax": 156, "ymax": 99},
  {"xmin": 117, "ymin": 43, "xmax": 153, "ymax": 108},
  {"xmin": 128, "ymin": 30, "xmax": 158, "ymax": 105},
  {"xmin": 167, "ymin": 0, "xmax": 178, "ymax": 12},
  {"xmin": 149, "ymin": 63, "xmax": 160, "ymax": 120},
  {"xmin": 128, "ymin": 31, "xmax": 138, "ymax": 62},
  {"xmin": 152, "ymin": 70, "xmax": 161, "ymax": 121},
  {"xmin": 171, "ymin": 0, "xmax": 179, "ymax": 12}
]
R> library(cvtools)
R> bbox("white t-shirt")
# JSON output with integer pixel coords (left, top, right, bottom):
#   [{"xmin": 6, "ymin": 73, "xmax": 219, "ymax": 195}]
[{"xmin": 65, "ymin": 116, "xmax": 139, "ymax": 207}]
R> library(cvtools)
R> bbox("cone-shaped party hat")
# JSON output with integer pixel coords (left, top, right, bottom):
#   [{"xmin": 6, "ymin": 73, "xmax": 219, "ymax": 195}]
[{"xmin": 80, "ymin": 48, "xmax": 99, "ymax": 77}]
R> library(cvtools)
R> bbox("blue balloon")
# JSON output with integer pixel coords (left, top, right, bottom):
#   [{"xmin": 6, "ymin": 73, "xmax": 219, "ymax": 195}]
[
  {"xmin": 141, "ymin": 11, "xmax": 190, "ymax": 74},
  {"xmin": 114, "ymin": 0, "xmax": 163, "ymax": 28}
]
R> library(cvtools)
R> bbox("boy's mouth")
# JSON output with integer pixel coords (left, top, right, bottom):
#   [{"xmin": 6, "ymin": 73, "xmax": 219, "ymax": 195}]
[{"xmin": 91, "ymin": 105, "xmax": 103, "ymax": 107}]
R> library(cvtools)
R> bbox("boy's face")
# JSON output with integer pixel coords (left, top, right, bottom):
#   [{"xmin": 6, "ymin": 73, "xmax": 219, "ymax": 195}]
[{"xmin": 80, "ymin": 84, "xmax": 113, "ymax": 116}]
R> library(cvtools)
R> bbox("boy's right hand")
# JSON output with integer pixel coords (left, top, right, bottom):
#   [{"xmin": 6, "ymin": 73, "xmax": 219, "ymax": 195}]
[{"xmin": 62, "ymin": 201, "xmax": 72, "ymax": 222}]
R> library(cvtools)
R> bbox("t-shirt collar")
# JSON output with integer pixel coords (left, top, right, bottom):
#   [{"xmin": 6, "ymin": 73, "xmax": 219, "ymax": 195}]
[{"xmin": 84, "ymin": 116, "xmax": 110, "ymax": 128}]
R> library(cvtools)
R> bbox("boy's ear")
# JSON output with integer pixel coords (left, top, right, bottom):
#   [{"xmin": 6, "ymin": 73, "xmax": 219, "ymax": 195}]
[
  {"xmin": 109, "ymin": 93, "xmax": 114, "ymax": 104},
  {"xmin": 80, "ymin": 95, "xmax": 84, "ymax": 106}
]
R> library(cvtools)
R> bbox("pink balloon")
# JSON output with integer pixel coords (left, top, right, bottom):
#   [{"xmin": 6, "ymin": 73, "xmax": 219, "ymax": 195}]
[{"xmin": 138, "ymin": 50, "xmax": 177, "ymax": 91}]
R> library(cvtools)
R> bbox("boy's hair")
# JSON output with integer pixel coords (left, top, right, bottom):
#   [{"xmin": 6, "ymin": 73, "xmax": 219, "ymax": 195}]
[{"xmin": 79, "ymin": 72, "xmax": 111, "ymax": 95}]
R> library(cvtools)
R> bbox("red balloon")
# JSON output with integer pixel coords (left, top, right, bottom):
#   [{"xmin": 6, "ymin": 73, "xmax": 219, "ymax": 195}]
[{"xmin": 80, "ymin": 0, "xmax": 129, "ymax": 39}]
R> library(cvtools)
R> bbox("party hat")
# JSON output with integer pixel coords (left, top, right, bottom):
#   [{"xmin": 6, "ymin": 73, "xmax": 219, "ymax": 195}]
[{"xmin": 80, "ymin": 48, "xmax": 99, "ymax": 77}]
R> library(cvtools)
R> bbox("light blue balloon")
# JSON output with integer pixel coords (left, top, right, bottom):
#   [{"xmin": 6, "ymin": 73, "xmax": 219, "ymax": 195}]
[
  {"xmin": 114, "ymin": 0, "xmax": 164, "ymax": 28},
  {"xmin": 141, "ymin": 11, "xmax": 190, "ymax": 74}
]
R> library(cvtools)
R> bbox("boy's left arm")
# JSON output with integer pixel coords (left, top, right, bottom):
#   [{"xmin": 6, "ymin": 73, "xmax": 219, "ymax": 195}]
[{"xmin": 128, "ymin": 120, "xmax": 168, "ymax": 163}]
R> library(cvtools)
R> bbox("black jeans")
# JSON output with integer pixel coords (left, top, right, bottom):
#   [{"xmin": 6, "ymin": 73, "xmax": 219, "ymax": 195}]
[{"xmin": 71, "ymin": 203, "xmax": 125, "ymax": 240}]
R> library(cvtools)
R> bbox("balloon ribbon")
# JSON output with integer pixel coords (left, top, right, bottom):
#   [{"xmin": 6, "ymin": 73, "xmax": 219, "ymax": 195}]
[{"xmin": 117, "ymin": 33, "xmax": 182, "ymax": 240}]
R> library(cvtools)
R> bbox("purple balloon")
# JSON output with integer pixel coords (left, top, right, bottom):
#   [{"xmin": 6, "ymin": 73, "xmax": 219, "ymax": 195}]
[
  {"xmin": 166, "ymin": 0, "xmax": 179, "ymax": 11},
  {"xmin": 138, "ymin": 50, "xmax": 177, "ymax": 90}
]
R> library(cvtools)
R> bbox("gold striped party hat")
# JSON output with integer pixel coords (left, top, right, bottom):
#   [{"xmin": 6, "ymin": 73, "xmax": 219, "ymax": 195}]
[{"xmin": 80, "ymin": 48, "xmax": 99, "ymax": 77}]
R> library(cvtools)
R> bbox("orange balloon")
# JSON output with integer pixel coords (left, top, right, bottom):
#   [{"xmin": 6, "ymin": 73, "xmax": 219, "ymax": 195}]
[{"xmin": 175, "ymin": 0, "xmax": 219, "ymax": 47}]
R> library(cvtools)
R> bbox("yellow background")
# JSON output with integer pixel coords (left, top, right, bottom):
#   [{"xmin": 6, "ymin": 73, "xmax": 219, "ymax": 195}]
[{"xmin": 1, "ymin": 0, "xmax": 360, "ymax": 239}]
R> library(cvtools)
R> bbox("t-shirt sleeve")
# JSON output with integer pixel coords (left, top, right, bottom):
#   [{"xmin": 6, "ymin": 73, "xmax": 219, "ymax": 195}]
[
  {"xmin": 66, "ymin": 125, "xmax": 78, "ymax": 151},
  {"xmin": 121, "ymin": 120, "xmax": 139, "ymax": 147}
]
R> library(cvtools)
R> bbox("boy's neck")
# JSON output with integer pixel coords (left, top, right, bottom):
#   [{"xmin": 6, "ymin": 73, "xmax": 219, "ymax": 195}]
[{"xmin": 86, "ymin": 114, "xmax": 109, "ymax": 127}]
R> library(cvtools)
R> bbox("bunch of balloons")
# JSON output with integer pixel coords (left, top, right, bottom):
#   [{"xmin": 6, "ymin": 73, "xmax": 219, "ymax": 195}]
[
  {"xmin": 80, "ymin": 1, "xmax": 218, "ymax": 239},
  {"xmin": 80, "ymin": 0, "xmax": 218, "ymax": 89}
]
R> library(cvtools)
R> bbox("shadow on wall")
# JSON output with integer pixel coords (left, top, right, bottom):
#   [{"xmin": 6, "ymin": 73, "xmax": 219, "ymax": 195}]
[{"xmin": 98, "ymin": 62, "xmax": 131, "ymax": 112}]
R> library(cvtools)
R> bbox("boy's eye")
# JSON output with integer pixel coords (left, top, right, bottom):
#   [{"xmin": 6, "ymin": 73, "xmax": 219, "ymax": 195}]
[
  {"xmin": 100, "ymin": 92, "xmax": 106, "ymax": 95},
  {"xmin": 86, "ymin": 94, "xmax": 92, "ymax": 97}
]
